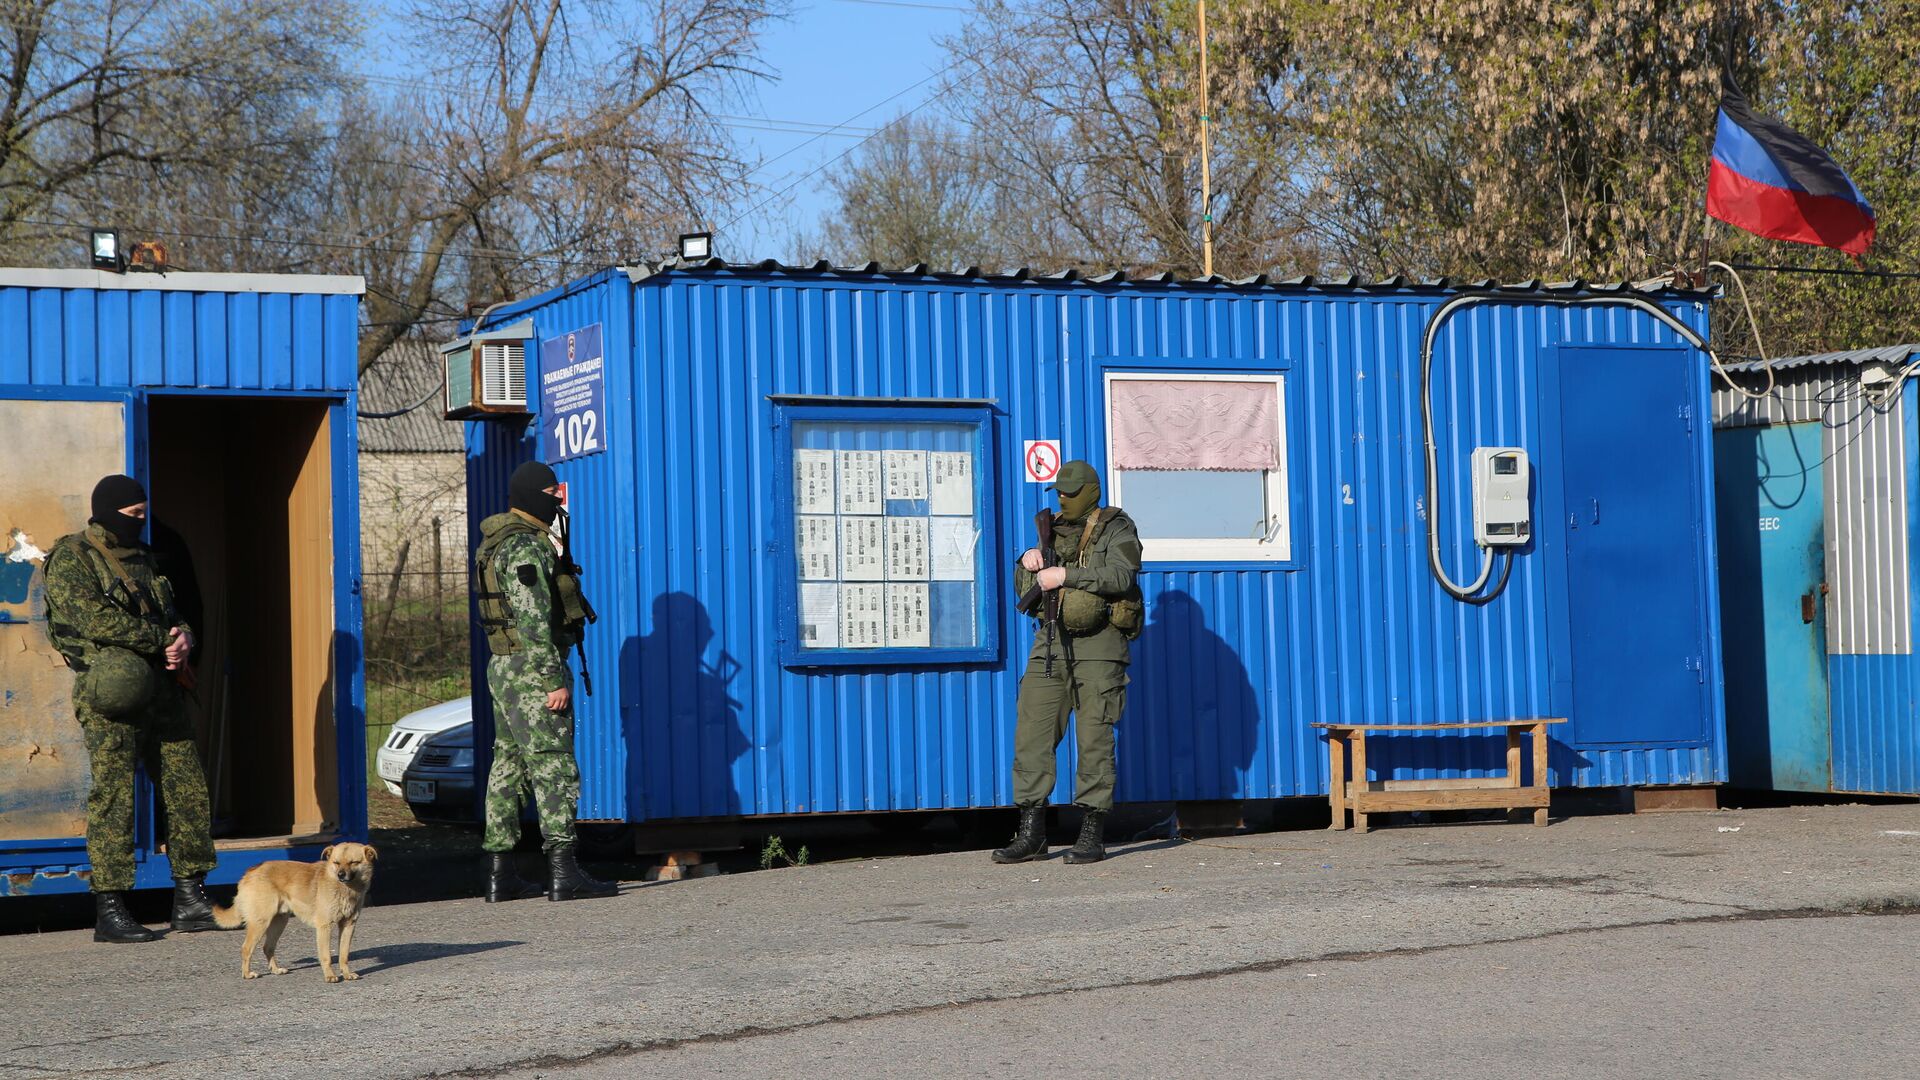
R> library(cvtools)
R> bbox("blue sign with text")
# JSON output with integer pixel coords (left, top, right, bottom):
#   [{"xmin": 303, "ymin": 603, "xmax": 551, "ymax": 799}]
[{"xmin": 540, "ymin": 323, "xmax": 606, "ymax": 462}]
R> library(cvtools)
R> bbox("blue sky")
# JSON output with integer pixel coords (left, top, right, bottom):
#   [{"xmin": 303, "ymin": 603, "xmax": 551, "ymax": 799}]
[
  {"xmin": 726, "ymin": 0, "xmax": 971, "ymax": 259},
  {"xmin": 362, "ymin": 1, "xmax": 969, "ymax": 263}
]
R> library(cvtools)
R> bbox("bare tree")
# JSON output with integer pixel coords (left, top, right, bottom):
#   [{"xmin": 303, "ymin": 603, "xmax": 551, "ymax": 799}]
[
  {"xmin": 0, "ymin": 0, "xmax": 359, "ymax": 262},
  {"xmin": 814, "ymin": 113, "xmax": 995, "ymax": 268},
  {"xmin": 350, "ymin": 0, "xmax": 785, "ymax": 371},
  {"xmin": 924, "ymin": 0, "xmax": 1317, "ymax": 277}
]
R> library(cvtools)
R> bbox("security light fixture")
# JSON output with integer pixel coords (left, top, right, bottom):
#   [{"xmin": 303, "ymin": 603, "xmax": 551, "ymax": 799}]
[
  {"xmin": 90, "ymin": 229, "xmax": 124, "ymax": 272},
  {"xmin": 679, "ymin": 231, "xmax": 712, "ymax": 261}
]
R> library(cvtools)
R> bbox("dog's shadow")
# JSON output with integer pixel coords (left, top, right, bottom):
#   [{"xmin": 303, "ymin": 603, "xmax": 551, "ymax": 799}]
[{"xmin": 329, "ymin": 940, "xmax": 525, "ymax": 976}]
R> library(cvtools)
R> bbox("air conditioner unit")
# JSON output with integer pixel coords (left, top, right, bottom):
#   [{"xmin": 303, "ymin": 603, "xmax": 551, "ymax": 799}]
[{"xmin": 441, "ymin": 320, "xmax": 534, "ymax": 420}]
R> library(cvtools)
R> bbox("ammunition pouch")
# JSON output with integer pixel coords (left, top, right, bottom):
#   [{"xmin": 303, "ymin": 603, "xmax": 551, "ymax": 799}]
[
  {"xmin": 1109, "ymin": 590, "xmax": 1146, "ymax": 640},
  {"xmin": 1058, "ymin": 588, "xmax": 1110, "ymax": 635}
]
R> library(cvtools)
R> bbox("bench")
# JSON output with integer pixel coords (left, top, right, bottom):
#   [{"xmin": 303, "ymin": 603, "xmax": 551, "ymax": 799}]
[{"xmin": 1311, "ymin": 719, "xmax": 1566, "ymax": 832}]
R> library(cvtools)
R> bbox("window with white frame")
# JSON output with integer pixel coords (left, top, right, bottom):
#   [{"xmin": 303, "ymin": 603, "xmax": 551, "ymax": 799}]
[{"xmin": 1104, "ymin": 372, "xmax": 1291, "ymax": 562}]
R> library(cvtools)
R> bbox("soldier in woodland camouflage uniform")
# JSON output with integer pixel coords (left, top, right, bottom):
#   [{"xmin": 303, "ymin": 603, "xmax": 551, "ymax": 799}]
[
  {"xmin": 473, "ymin": 461, "xmax": 614, "ymax": 902},
  {"xmin": 42, "ymin": 474, "xmax": 224, "ymax": 943}
]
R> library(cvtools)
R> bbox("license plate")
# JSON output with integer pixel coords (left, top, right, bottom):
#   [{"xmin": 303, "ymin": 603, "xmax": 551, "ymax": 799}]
[
  {"xmin": 406, "ymin": 780, "xmax": 436, "ymax": 802},
  {"xmin": 377, "ymin": 760, "xmax": 405, "ymax": 782}
]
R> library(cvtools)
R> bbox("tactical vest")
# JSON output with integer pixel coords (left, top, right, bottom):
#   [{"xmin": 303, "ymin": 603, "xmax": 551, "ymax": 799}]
[
  {"xmin": 474, "ymin": 513, "xmax": 588, "ymax": 655},
  {"xmin": 42, "ymin": 531, "xmax": 173, "ymax": 670},
  {"xmin": 1049, "ymin": 509, "xmax": 1147, "ymax": 640}
]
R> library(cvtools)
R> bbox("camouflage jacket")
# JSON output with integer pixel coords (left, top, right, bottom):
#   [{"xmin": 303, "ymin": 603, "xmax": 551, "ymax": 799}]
[
  {"xmin": 42, "ymin": 523, "xmax": 183, "ymax": 667},
  {"xmin": 482, "ymin": 516, "xmax": 571, "ymax": 691},
  {"xmin": 1013, "ymin": 507, "xmax": 1143, "ymax": 664}
]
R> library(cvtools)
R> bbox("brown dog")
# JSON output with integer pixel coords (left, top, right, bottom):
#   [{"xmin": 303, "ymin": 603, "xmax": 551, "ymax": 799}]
[{"xmin": 213, "ymin": 843, "xmax": 377, "ymax": 983}]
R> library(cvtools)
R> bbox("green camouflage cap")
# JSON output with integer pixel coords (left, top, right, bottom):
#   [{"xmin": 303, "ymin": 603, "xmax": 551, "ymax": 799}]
[{"xmin": 1048, "ymin": 459, "xmax": 1100, "ymax": 494}]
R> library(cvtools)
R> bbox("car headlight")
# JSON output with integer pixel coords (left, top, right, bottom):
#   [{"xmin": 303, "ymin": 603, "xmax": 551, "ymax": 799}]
[{"xmin": 448, "ymin": 748, "xmax": 475, "ymax": 770}]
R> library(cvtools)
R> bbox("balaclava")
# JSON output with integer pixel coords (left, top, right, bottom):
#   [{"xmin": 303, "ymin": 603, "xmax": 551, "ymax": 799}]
[
  {"xmin": 1052, "ymin": 461, "xmax": 1103, "ymax": 523},
  {"xmin": 90, "ymin": 474, "xmax": 147, "ymax": 547},
  {"xmin": 509, "ymin": 461, "xmax": 563, "ymax": 526}
]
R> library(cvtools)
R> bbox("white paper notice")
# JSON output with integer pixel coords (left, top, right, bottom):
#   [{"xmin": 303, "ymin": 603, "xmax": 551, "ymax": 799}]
[
  {"xmin": 799, "ymin": 582, "xmax": 840, "ymax": 649},
  {"xmin": 840, "ymin": 516, "xmax": 885, "ymax": 580},
  {"xmin": 929, "ymin": 517, "xmax": 979, "ymax": 581},
  {"xmin": 886, "ymin": 584, "xmax": 931, "ymax": 648},
  {"xmin": 929, "ymin": 452, "xmax": 974, "ymax": 515},
  {"xmin": 841, "ymin": 584, "xmax": 886, "ymax": 648},
  {"xmin": 838, "ymin": 451, "xmax": 883, "ymax": 514},
  {"xmin": 886, "ymin": 517, "xmax": 929, "ymax": 580},
  {"xmin": 796, "ymin": 515, "xmax": 837, "ymax": 580},
  {"xmin": 795, "ymin": 449, "xmax": 836, "ymax": 515},
  {"xmin": 883, "ymin": 450, "xmax": 929, "ymax": 501}
]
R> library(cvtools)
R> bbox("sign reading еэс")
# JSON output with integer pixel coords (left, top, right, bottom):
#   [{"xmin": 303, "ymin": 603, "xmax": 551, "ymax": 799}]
[{"xmin": 540, "ymin": 323, "xmax": 606, "ymax": 462}]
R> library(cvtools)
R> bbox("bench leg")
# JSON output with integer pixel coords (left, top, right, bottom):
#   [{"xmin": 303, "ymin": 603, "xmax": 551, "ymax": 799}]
[
  {"xmin": 1351, "ymin": 731, "xmax": 1370, "ymax": 833},
  {"xmin": 1532, "ymin": 722, "xmax": 1551, "ymax": 826},
  {"xmin": 1327, "ymin": 732, "xmax": 1348, "ymax": 831}
]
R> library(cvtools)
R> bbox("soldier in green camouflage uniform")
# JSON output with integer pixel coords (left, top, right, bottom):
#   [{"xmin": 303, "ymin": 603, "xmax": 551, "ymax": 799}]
[
  {"xmin": 474, "ymin": 461, "xmax": 615, "ymax": 902},
  {"xmin": 993, "ymin": 460, "xmax": 1145, "ymax": 866},
  {"xmin": 42, "ymin": 474, "xmax": 223, "ymax": 943}
]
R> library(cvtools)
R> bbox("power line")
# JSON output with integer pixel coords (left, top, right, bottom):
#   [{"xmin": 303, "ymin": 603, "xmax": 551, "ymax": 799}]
[
  {"xmin": 1726, "ymin": 261, "xmax": 1920, "ymax": 282},
  {"xmin": 721, "ymin": 15, "xmax": 1025, "ymax": 230}
]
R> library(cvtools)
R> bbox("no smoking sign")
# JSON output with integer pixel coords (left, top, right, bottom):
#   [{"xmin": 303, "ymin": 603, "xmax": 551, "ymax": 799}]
[{"xmin": 1023, "ymin": 440, "xmax": 1061, "ymax": 484}]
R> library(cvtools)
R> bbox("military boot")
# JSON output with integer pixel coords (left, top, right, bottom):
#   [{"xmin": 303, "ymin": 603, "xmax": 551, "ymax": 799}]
[
  {"xmin": 94, "ymin": 891, "xmax": 161, "ymax": 944},
  {"xmin": 1063, "ymin": 808, "xmax": 1107, "ymax": 864},
  {"xmin": 485, "ymin": 853, "xmax": 542, "ymax": 903},
  {"xmin": 170, "ymin": 875, "xmax": 220, "ymax": 932},
  {"xmin": 990, "ymin": 804, "xmax": 1049, "ymax": 864},
  {"xmin": 546, "ymin": 844, "xmax": 617, "ymax": 901}
]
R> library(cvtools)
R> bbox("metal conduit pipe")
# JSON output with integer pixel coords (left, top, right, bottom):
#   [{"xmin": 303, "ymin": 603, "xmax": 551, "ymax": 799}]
[{"xmin": 1419, "ymin": 291, "xmax": 1721, "ymax": 604}]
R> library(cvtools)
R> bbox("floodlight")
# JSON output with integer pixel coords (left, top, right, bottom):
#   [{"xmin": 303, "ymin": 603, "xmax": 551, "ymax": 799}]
[
  {"xmin": 90, "ymin": 229, "xmax": 123, "ymax": 272},
  {"xmin": 678, "ymin": 231, "xmax": 713, "ymax": 261}
]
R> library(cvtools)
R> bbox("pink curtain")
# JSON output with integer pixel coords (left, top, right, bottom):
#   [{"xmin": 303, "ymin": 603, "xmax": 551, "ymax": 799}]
[{"xmin": 1110, "ymin": 380, "xmax": 1278, "ymax": 471}]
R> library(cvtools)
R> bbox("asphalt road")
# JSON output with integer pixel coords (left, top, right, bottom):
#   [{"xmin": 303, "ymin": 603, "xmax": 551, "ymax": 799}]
[
  {"xmin": 3, "ymin": 802, "xmax": 1919, "ymax": 1079},
  {"xmin": 598, "ymin": 912, "xmax": 1920, "ymax": 1080}
]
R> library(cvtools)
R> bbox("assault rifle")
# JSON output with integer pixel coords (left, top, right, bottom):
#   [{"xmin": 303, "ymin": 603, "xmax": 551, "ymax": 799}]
[
  {"xmin": 1015, "ymin": 509, "xmax": 1067, "ymax": 677},
  {"xmin": 556, "ymin": 509, "xmax": 599, "ymax": 696}
]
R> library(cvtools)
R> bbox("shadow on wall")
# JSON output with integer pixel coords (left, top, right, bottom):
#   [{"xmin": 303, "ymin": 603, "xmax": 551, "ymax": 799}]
[
  {"xmin": 1123, "ymin": 590, "xmax": 1260, "ymax": 801},
  {"xmin": 621, "ymin": 592, "xmax": 749, "ymax": 821}
]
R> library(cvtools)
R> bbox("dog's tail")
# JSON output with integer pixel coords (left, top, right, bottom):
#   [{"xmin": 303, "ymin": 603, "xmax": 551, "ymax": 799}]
[{"xmin": 211, "ymin": 903, "xmax": 245, "ymax": 930}]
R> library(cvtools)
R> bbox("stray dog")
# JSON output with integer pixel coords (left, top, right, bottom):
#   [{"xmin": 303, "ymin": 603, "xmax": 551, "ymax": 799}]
[{"xmin": 213, "ymin": 843, "xmax": 378, "ymax": 983}]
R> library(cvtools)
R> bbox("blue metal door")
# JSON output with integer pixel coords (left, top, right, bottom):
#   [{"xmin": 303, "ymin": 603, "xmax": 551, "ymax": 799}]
[
  {"xmin": 1554, "ymin": 346, "xmax": 1710, "ymax": 747},
  {"xmin": 1714, "ymin": 423, "xmax": 1830, "ymax": 790}
]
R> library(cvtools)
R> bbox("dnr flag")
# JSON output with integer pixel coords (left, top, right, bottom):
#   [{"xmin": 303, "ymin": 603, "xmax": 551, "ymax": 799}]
[{"xmin": 1707, "ymin": 68, "xmax": 1875, "ymax": 257}]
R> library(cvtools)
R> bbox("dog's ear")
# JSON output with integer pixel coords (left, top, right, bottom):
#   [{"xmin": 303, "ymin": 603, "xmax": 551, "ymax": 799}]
[
  {"xmin": 362, "ymin": 844, "xmax": 379, "ymax": 863},
  {"xmin": 320, "ymin": 845, "xmax": 334, "ymax": 861}
]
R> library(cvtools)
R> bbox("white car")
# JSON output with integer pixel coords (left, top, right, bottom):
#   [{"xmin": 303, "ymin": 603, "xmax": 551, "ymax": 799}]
[{"xmin": 375, "ymin": 697, "xmax": 473, "ymax": 796}]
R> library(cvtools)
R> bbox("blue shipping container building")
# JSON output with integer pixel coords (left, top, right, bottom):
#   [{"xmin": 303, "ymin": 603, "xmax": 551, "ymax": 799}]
[
  {"xmin": 460, "ymin": 261, "xmax": 1728, "ymax": 827},
  {"xmin": 1712, "ymin": 344, "xmax": 1920, "ymax": 794},
  {"xmin": 1, "ymin": 268, "xmax": 367, "ymax": 896}
]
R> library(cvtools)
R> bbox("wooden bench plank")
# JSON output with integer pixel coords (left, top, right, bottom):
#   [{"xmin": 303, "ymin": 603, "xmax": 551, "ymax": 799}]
[
  {"xmin": 1311, "ymin": 719, "xmax": 1566, "ymax": 732},
  {"xmin": 1350, "ymin": 787, "xmax": 1550, "ymax": 813}
]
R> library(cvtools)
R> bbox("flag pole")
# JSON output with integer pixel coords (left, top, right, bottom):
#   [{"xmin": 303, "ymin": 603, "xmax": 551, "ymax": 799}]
[{"xmin": 1198, "ymin": 0, "xmax": 1213, "ymax": 277}]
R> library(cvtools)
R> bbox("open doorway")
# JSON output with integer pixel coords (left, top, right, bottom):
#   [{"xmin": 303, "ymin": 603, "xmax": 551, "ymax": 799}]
[{"xmin": 148, "ymin": 397, "xmax": 339, "ymax": 844}]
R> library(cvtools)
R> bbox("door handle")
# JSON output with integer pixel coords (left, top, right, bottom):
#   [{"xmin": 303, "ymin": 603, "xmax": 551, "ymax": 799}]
[{"xmin": 1801, "ymin": 592, "xmax": 1816, "ymax": 624}]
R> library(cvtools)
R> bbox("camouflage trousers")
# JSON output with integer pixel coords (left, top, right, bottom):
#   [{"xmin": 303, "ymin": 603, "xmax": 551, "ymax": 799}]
[
  {"xmin": 1011, "ymin": 657, "xmax": 1127, "ymax": 812},
  {"xmin": 76, "ymin": 677, "xmax": 216, "ymax": 892},
  {"xmin": 482, "ymin": 653, "xmax": 580, "ymax": 854}
]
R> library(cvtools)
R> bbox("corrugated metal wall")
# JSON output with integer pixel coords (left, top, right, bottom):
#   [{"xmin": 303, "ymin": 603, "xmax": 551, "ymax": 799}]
[
  {"xmin": 1711, "ymin": 364, "xmax": 1920, "ymax": 794},
  {"xmin": 473, "ymin": 272, "xmax": 1724, "ymax": 822}
]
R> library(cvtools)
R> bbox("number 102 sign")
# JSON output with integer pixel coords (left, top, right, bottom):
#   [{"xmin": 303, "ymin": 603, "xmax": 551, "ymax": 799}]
[{"xmin": 539, "ymin": 323, "xmax": 607, "ymax": 462}]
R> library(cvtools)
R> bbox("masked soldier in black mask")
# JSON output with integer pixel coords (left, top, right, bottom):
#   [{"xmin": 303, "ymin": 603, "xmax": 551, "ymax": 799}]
[
  {"xmin": 42, "ymin": 475, "xmax": 222, "ymax": 942},
  {"xmin": 473, "ymin": 460, "xmax": 614, "ymax": 902}
]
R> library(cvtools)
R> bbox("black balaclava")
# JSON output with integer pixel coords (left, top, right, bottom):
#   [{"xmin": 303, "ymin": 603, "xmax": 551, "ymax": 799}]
[
  {"xmin": 90, "ymin": 474, "xmax": 147, "ymax": 547},
  {"xmin": 509, "ymin": 461, "xmax": 563, "ymax": 526}
]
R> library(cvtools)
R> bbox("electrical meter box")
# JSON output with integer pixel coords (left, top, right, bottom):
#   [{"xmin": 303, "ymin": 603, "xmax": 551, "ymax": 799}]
[{"xmin": 1471, "ymin": 447, "xmax": 1531, "ymax": 546}]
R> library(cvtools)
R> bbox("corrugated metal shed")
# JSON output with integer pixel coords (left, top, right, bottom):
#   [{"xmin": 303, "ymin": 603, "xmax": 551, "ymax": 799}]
[
  {"xmin": 0, "ymin": 267, "xmax": 369, "ymax": 896},
  {"xmin": 465, "ymin": 262, "xmax": 1726, "ymax": 825},
  {"xmin": 1711, "ymin": 346, "xmax": 1920, "ymax": 794}
]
